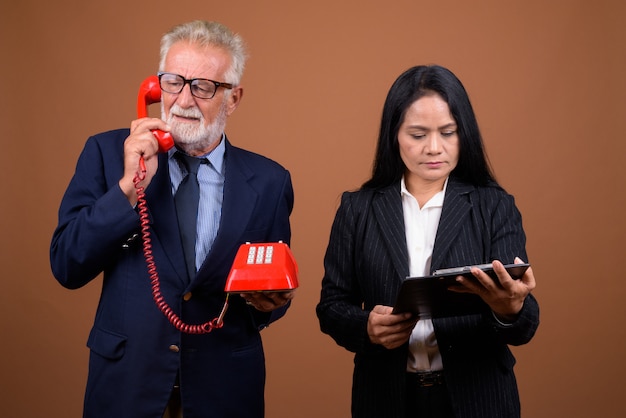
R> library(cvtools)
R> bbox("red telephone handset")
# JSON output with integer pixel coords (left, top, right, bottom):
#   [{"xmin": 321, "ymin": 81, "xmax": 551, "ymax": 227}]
[{"xmin": 137, "ymin": 75, "xmax": 174, "ymax": 153}]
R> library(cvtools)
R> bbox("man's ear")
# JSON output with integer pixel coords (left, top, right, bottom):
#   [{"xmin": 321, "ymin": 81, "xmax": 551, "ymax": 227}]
[{"xmin": 226, "ymin": 86, "xmax": 243, "ymax": 116}]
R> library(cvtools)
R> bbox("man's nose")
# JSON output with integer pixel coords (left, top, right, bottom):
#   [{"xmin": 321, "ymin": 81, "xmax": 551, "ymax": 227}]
[{"xmin": 176, "ymin": 83, "xmax": 196, "ymax": 107}]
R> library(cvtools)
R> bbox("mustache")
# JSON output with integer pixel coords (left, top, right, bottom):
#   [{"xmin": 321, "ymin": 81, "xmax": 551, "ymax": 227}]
[{"xmin": 170, "ymin": 105, "xmax": 203, "ymax": 119}]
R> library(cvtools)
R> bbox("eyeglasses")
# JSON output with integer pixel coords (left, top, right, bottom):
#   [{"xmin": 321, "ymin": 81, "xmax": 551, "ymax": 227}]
[{"xmin": 157, "ymin": 72, "xmax": 234, "ymax": 99}]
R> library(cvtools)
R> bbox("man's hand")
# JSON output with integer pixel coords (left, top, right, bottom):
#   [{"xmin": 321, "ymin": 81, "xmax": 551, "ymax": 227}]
[
  {"xmin": 119, "ymin": 117, "xmax": 170, "ymax": 205},
  {"xmin": 450, "ymin": 257, "xmax": 536, "ymax": 322},
  {"xmin": 240, "ymin": 290, "xmax": 296, "ymax": 312},
  {"xmin": 367, "ymin": 305, "xmax": 417, "ymax": 349}
]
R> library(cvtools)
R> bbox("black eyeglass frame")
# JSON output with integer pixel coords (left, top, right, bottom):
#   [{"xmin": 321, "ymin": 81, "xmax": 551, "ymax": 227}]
[{"xmin": 157, "ymin": 71, "xmax": 234, "ymax": 99}]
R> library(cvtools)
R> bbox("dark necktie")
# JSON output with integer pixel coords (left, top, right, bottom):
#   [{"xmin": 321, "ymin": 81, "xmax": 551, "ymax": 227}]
[{"xmin": 174, "ymin": 152, "xmax": 205, "ymax": 281}]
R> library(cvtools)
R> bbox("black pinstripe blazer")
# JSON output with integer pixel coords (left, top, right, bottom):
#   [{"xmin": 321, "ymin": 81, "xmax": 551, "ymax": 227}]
[{"xmin": 317, "ymin": 176, "xmax": 540, "ymax": 418}]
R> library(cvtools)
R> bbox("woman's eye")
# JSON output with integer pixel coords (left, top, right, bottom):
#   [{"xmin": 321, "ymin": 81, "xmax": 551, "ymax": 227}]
[{"xmin": 441, "ymin": 130, "xmax": 456, "ymax": 137}]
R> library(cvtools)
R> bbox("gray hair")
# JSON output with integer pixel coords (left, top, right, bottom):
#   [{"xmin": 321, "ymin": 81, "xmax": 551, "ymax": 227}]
[{"xmin": 159, "ymin": 20, "xmax": 247, "ymax": 86}]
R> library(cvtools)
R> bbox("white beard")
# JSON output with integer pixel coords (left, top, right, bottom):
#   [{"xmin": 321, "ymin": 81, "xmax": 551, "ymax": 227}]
[{"xmin": 162, "ymin": 101, "xmax": 228, "ymax": 153}]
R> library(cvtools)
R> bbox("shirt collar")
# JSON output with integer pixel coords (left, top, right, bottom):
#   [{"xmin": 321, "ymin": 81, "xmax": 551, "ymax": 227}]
[
  {"xmin": 167, "ymin": 133, "xmax": 226, "ymax": 175},
  {"xmin": 400, "ymin": 176, "xmax": 449, "ymax": 209},
  {"xmin": 204, "ymin": 134, "xmax": 226, "ymax": 175}
]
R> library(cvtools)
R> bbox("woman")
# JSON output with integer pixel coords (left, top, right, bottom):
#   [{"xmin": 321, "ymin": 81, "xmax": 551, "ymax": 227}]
[{"xmin": 316, "ymin": 65, "xmax": 539, "ymax": 418}]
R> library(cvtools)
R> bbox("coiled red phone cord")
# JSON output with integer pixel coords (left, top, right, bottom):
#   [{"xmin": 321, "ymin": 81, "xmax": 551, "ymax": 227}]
[{"xmin": 133, "ymin": 162, "xmax": 228, "ymax": 334}]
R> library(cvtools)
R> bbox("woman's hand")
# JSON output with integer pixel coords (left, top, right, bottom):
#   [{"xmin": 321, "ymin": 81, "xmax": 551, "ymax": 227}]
[
  {"xmin": 367, "ymin": 305, "xmax": 417, "ymax": 349},
  {"xmin": 450, "ymin": 257, "xmax": 536, "ymax": 322}
]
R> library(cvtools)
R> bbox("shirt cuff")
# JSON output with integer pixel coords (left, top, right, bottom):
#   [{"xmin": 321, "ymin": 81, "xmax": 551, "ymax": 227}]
[{"xmin": 491, "ymin": 311, "xmax": 515, "ymax": 327}]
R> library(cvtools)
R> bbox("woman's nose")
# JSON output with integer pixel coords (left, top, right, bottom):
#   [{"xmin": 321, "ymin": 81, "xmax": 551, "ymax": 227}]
[{"xmin": 426, "ymin": 134, "xmax": 443, "ymax": 153}]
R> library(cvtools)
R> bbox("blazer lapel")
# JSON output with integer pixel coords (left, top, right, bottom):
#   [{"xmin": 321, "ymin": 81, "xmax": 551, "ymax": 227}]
[
  {"xmin": 145, "ymin": 153, "xmax": 188, "ymax": 284},
  {"xmin": 371, "ymin": 185, "xmax": 410, "ymax": 280},
  {"xmin": 430, "ymin": 177, "xmax": 474, "ymax": 272}
]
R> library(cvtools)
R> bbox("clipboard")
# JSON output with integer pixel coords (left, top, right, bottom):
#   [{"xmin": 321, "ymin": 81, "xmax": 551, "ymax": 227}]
[{"xmin": 392, "ymin": 263, "xmax": 530, "ymax": 318}]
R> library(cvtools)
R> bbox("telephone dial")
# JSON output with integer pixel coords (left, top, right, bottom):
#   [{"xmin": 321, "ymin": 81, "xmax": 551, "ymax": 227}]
[
  {"xmin": 225, "ymin": 242, "xmax": 299, "ymax": 293},
  {"xmin": 132, "ymin": 76, "xmax": 299, "ymax": 334}
]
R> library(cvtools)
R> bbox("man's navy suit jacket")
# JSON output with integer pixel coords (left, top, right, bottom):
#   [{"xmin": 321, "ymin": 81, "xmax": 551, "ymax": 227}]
[{"xmin": 51, "ymin": 129, "xmax": 294, "ymax": 418}]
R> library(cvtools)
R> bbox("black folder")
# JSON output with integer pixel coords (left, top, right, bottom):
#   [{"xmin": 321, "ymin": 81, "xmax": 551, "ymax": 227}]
[{"xmin": 392, "ymin": 263, "xmax": 530, "ymax": 318}]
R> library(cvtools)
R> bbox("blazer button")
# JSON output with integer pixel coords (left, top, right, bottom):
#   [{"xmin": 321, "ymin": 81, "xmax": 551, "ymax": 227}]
[
  {"xmin": 169, "ymin": 344, "xmax": 180, "ymax": 353},
  {"xmin": 183, "ymin": 292, "xmax": 192, "ymax": 301},
  {"xmin": 121, "ymin": 233, "xmax": 139, "ymax": 248}
]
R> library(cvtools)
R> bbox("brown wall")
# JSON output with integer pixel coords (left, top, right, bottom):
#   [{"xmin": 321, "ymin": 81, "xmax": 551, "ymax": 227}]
[{"xmin": 2, "ymin": 0, "xmax": 625, "ymax": 416}]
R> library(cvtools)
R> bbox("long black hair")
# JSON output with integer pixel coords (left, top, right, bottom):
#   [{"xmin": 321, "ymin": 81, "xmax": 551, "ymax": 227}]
[{"xmin": 362, "ymin": 65, "xmax": 495, "ymax": 190}]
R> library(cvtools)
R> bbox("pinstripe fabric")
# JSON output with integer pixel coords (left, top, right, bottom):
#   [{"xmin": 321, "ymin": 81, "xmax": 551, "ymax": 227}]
[{"xmin": 317, "ymin": 176, "xmax": 540, "ymax": 418}]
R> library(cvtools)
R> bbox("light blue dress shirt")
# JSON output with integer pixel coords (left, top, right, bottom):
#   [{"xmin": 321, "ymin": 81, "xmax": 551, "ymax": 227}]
[{"xmin": 168, "ymin": 136, "xmax": 225, "ymax": 271}]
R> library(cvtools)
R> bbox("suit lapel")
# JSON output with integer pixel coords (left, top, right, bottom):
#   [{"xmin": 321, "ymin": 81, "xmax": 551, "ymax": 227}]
[
  {"xmin": 144, "ymin": 142, "xmax": 257, "ymax": 287},
  {"xmin": 145, "ymin": 153, "xmax": 188, "ymax": 284},
  {"xmin": 430, "ymin": 178, "xmax": 474, "ymax": 272},
  {"xmin": 371, "ymin": 185, "xmax": 410, "ymax": 280},
  {"xmin": 368, "ymin": 178, "xmax": 476, "ymax": 281}
]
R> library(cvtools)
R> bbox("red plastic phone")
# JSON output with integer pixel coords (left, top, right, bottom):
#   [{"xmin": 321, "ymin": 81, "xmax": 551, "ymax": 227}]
[
  {"xmin": 225, "ymin": 242, "xmax": 299, "ymax": 293},
  {"xmin": 137, "ymin": 75, "xmax": 174, "ymax": 153}
]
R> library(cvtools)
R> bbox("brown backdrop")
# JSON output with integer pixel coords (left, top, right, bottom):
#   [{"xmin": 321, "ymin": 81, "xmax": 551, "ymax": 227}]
[{"xmin": 2, "ymin": 0, "xmax": 625, "ymax": 416}]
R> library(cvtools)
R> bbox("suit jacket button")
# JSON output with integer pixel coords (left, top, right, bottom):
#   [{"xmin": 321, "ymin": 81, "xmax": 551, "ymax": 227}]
[
  {"xmin": 169, "ymin": 344, "xmax": 180, "ymax": 353},
  {"xmin": 121, "ymin": 233, "xmax": 139, "ymax": 248},
  {"xmin": 183, "ymin": 292, "xmax": 192, "ymax": 301}
]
